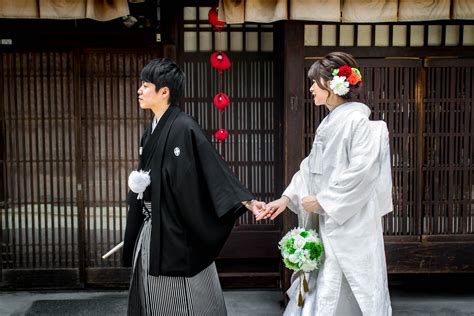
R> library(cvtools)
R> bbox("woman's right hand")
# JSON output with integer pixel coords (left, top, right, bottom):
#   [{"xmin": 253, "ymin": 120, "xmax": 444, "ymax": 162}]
[{"xmin": 256, "ymin": 196, "xmax": 290, "ymax": 221}]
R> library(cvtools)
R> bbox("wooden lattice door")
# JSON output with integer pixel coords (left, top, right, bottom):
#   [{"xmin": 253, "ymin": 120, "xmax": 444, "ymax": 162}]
[{"xmin": 180, "ymin": 5, "xmax": 283, "ymax": 287}]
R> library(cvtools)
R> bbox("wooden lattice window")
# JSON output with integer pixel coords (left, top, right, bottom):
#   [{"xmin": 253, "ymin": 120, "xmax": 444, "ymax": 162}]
[
  {"xmin": 183, "ymin": 6, "xmax": 274, "ymax": 53},
  {"xmin": 423, "ymin": 58, "xmax": 474, "ymax": 235},
  {"xmin": 304, "ymin": 23, "xmax": 474, "ymax": 47}
]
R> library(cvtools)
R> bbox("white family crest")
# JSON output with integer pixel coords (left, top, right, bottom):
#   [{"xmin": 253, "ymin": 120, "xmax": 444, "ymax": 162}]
[{"xmin": 174, "ymin": 147, "xmax": 181, "ymax": 156}]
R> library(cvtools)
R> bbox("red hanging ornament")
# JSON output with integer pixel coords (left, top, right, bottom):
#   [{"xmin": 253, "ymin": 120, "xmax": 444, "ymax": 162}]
[
  {"xmin": 213, "ymin": 92, "xmax": 230, "ymax": 112},
  {"xmin": 208, "ymin": 7, "xmax": 225, "ymax": 32},
  {"xmin": 210, "ymin": 51, "xmax": 231, "ymax": 74},
  {"xmin": 215, "ymin": 128, "xmax": 229, "ymax": 142}
]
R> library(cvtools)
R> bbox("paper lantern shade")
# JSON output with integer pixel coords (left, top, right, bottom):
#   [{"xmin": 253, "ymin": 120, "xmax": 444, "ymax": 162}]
[
  {"xmin": 208, "ymin": 7, "xmax": 225, "ymax": 31},
  {"xmin": 215, "ymin": 128, "xmax": 229, "ymax": 142},
  {"xmin": 213, "ymin": 93, "xmax": 230, "ymax": 112},
  {"xmin": 210, "ymin": 51, "xmax": 231, "ymax": 74}
]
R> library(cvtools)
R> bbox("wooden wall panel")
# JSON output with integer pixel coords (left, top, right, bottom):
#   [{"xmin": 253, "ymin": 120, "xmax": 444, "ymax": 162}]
[
  {"xmin": 1, "ymin": 51, "xmax": 78, "ymax": 271},
  {"xmin": 81, "ymin": 50, "xmax": 158, "ymax": 268},
  {"xmin": 424, "ymin": 58, "xmax": 474, "ymax": 235},
  {"xmin": 183, "ymin": 54, "xmax": 280, "ymax": 228}
]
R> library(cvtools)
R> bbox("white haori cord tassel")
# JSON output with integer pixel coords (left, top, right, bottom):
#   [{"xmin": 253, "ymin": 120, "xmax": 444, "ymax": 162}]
[{"xmin": 128, "ymin": 169, "xmax": 151, "ymax": 200}]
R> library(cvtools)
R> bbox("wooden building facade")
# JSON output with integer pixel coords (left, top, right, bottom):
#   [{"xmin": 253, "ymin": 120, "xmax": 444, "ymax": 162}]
[{"xmin": 0, "ymin": 1, "xmax": 473, "ymax": 290}]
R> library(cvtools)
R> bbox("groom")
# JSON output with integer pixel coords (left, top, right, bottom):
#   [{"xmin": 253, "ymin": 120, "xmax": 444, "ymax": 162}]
[{"xmin": 123, "ymin": 58, "xmax": 266, "ymax": 315}]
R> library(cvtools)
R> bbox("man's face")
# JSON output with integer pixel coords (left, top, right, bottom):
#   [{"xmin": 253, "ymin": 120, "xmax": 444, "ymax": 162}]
[{"xmin": 137, "ymin": 81, "xmax": 169, "ymax": 109}]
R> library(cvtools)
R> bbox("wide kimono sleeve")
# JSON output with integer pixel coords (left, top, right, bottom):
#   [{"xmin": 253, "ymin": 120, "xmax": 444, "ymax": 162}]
[
  {"xmin": 172, "ymin": 121, "xmax": 254, "ymax": 221},
  {"xmin": 282, "ymin": 156, "xmax": 310, "ymax": 215},
  {"xmin": 122, "ymin": 128, "xmax": 149, "ymax": 267},
  {"xmin": 122, "ymin": 190, "xmax": 145, "ymax": 267},
  {"xmin": 316, "ymin": 116, "xmax": 380, "ymax": 225}
]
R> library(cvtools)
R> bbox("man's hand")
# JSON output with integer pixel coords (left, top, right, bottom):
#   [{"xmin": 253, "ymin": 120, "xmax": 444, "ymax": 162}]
[
  {"xmin": 250, "ymin": 200, "xmax": 266, "ymax": 217},
  {"xmin": 242, "ymin": 200, "xmax": 266, "ymax": 217},
  {"xmin": 301, "ymin": 195, "xmax": 324, "ymax": 214},
  {"xmin": 256, "ymin": 196, "xmax": 290, "ymax": 221}
]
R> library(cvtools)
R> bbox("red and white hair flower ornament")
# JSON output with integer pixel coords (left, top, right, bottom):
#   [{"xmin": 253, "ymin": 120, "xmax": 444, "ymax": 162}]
[{"xmin": 330, "ymin": 66, "xmax": 362, "ymax": 96}]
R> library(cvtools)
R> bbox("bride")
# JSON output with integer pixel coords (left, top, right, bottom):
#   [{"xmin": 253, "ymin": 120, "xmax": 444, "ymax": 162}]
[{"xmin": 256, "ymin": 52, "xmax": 393, "ymax": 316}]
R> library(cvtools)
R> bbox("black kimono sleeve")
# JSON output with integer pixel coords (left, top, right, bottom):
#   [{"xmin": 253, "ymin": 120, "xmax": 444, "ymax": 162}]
[
  {"xmin": 122, "ymin": 190, "xmax": 145, "ymax": 267},
  {"xmin": 178, "ymin": 123, "xmax": 254, "ymax": 220},
  {"xmin": 145, "ymin": 111, "xmax": 255, "ymax": 276},
  {"xmin": 122, "ymin": 127, "xmax": 150, "ymax": 267}
]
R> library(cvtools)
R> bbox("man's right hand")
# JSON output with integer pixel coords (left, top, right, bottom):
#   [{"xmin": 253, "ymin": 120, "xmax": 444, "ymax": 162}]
[{"xmin": 255, "ymin": 196, "xmax": 289, "ymax": 221}]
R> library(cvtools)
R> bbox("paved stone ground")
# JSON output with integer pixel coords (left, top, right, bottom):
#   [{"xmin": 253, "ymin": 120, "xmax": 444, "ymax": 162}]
[{"xmin": 0, "ymin": 289, "xmax": 473, "ymax": 316}]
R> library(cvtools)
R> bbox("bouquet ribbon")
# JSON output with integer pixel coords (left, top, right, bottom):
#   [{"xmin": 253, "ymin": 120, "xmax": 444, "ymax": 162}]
[{"xmin": 295, "ymin": 270, "xmax": 310, "ymax": 307}]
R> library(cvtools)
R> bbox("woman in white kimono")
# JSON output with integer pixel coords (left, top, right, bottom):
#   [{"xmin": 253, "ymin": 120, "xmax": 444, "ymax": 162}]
[{"xmin": 256, "ymin": 52, "xmax": 392, "ymax": 315}]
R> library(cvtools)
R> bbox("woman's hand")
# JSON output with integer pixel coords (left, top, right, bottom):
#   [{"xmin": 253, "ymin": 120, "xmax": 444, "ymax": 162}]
[
  {"xmin": 256, "ymin": 196, "xmax": 290, "ymax": 221},
  {"xmin": 301, "ymin": 195, "xmax": 324, "ymax": 214}
]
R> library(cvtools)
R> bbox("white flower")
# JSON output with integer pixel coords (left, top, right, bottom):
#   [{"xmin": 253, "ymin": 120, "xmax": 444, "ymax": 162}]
[
  {"xmin": 294, "ymin": 249, "xmax": 306, "ymax": 260},
  {"xmin": 289, "ymin": 254, "xmax": 299, "ymax": 263},
  {"xmin": 330, "ymin": 76, "xmax": 350, "ymax": 96},
  {"xmin": 128, "ymin": 170, "xmax": 151, "ymax": 200},
  {"xmin": 301, "ymin": 261, "xmax": 318, "ymax": 272},
  {"xmin": 294, "ymin": 236, "xmax": 306, "ymax": 249},
  {"xmin": 291, "ymin": 228, "xmax": 303, "ymax": 237}
]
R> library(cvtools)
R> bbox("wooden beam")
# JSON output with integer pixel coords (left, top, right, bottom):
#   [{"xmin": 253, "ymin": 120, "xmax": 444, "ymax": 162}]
[
  {"xmin": 305, "ymin": 46, "xmax": 473, "ymax": 58},
  {"xmin": 385, "ymin": 240, "xmax": 474, "ymax": 273},
  {"xmin": 2, "ymin": 269, "xmax": 81, "ymax": 289},
  {"xmin": 219, "ymin": 231, "xmax": 281, "ymax": 259}
]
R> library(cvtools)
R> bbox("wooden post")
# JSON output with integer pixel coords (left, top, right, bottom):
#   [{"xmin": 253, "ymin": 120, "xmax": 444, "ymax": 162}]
[
  {"xmin": 417, "ymin": 59, "xmax": 426, "ymax": 236},
  {"xmin": 73, "ymin": 49, "xmax": 86, "ymax": 287},
  {"xmin": 0, "ymin": 52, "xmax": 4, "ymax": 283},
  {"xmin": 162, "ymin": 1, "xmax": 181, "ymax": 61},
  {"xmin": 278, "ymin": 20, "xmax": 305, "ymax": 295}
]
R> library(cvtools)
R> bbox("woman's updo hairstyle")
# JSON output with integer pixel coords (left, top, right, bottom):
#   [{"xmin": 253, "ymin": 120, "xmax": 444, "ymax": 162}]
[{"xmin": 308, "ymin": 52, "xmax": 362, "ymax": 99}]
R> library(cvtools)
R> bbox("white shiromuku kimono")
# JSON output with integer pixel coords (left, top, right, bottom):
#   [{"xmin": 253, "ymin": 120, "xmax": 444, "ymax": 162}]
[{"xmin": 283, "ymin": 102, "xmax": 393, "ymax": 316}]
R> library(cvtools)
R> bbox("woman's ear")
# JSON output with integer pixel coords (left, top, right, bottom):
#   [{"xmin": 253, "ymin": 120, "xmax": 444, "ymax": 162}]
[{"xmin": 324, "ymin": 79, "xmax": 332, "ymax": 89}]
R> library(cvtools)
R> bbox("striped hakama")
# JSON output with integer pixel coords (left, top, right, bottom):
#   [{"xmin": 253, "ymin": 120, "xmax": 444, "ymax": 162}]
[{"xmin": 128, "ymin": 201, "xmax": 228, "ymax": 316}]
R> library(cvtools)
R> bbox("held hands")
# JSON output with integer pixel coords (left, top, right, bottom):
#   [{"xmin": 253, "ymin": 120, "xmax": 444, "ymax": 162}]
[
  {"xmin": 252, "ymin": 195, "xmax": 324, "ymax": 221},
  {"xmin": 250, "ymin": 200, "xmax": 267, "ymax": 217},
  {"xmin": 243, "ymin": 200, "xmax": 267, "ymax": 217},
  {"xmin": 255, "ymin": 196, "xmax": 290, "ymax": 221}
]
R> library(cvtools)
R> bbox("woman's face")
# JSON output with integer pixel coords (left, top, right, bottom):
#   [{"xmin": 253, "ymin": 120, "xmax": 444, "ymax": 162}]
[{"xmin": 309, "ymin": 78, "xmax": 330, "ymax": 106}]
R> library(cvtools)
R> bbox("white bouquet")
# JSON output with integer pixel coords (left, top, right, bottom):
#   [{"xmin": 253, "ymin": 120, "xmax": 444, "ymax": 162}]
[{"xmin": 279, "ymin": 227, "xmax": 324, "ymax": 307}]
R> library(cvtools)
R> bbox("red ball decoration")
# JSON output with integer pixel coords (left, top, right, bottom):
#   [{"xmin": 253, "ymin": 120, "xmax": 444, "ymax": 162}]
[
  {"xmin": 208, "ymin": 7, "xmax": 225, "ymax": 31},
  {"xmin": 213, "ymin": 93, "xmax": 230, "ymax": 112},
  {"xmin": 215, "ymin": 128, "xmax": 229, "ymax": 142},
  {"xmin": 210, "ymin": 51, "xmax": 231, "ymax": 74}
]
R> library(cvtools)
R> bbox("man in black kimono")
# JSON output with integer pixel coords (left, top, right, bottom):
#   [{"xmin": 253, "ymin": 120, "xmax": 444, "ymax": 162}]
[{"xmin": 123, "ymin": 58, "xmax": 264, "ymax": 315}]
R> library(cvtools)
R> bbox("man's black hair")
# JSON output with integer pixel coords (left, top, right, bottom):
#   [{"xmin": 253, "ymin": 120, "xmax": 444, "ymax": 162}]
[{"xmin": 140, "ymin": 58, "xmax": 185, "ymax": 106}]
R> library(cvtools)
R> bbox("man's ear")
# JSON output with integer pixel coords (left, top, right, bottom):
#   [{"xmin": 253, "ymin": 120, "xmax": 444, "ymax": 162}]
[{"xmin": 160, "ymin": 87, "xmax": 170, "ymax": 97}]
